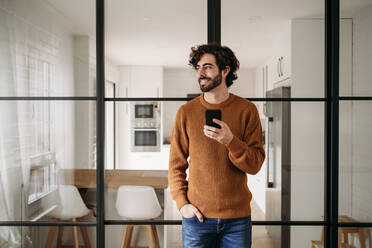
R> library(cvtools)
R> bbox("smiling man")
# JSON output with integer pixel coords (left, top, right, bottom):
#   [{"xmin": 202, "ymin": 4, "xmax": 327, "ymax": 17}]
[{"xmin": 168, "ymin": 43, "xmax": 265, "ymax": 248}]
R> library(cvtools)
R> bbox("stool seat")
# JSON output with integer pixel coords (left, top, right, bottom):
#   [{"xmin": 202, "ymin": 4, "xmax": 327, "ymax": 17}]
[
  {"xmin": 116, "ymin": 185, "xmax": 162, "ymax": 220},
  {"xmin": 49, "ymin": 185, "xmax": 90, "ymax": 220},
  {"xmin": 116, "ymin": 185, "xmax": 163, "ymax": 248},
  {"xmin": 45, "ymin": 185, "xmax": 91, "ymax": 248}
]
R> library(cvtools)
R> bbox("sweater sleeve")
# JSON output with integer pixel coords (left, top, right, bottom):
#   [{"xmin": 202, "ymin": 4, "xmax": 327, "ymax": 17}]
[
  {"xmin": 168, "ymin": 106, "xmax": 190, "ymax": 210},
  {"xmin": 225, "ymin": 104, "xmax": 265, "ymax": 175}
]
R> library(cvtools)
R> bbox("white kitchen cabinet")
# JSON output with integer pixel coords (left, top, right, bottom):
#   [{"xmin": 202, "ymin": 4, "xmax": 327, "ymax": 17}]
[
  {"xmin": 121, "ymin": 66, "xmax": 163, "ymax": 97},
  {"xmin": 267, "ymin": 54, "xmax": 291, "ymax": 90},
  {"xmin": 259, "ymin": 52, "xmax": 291, "ymax": 92},
  {"xmin": 259, "ymin": 23, "xmax": 291, "ymax": 91}
]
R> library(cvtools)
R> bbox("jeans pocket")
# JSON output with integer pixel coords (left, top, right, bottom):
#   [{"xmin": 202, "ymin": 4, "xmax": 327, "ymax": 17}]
[{"xmin": 182, "ymin": 215, "xmax": 197, "ymax": 220}]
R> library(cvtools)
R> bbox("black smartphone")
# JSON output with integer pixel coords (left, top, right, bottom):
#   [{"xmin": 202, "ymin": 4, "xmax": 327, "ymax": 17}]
[{"xmin": 205, "ymin": 109, "xmax": 222, "ymax": 129}]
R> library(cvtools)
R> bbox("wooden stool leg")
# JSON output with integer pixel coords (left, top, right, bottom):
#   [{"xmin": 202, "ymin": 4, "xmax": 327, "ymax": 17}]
[
  {"xmin": 72, "ymin": 218, "xmax": 79, "ymax": 248},
  {"xmin": 144, "ymin": 225, "xmax": 160, "ymax": 248},
  {"xmin": 338, "ymin": 229, "xmax": 342, "ymax": 248},
  {"xmin": 359, "ymin": 228, "xmax": 366, "ymax": 248},
  {"xmin": 80, "ymin": 226, "xmax": 91, "ymax": 248},
  {"xmin": 343, "ymin": 232, "xmax": 349, "ymax": 244},
  {"xmin": 121, "ymin": 225, "xmax": 134, "ymax": 248},
  {"xmin": 144, "ymin": 225, "xmax": 155, "ymax": 248},
  {"xmin": 45, "ymin": 226, "xmax": 57, "ymax": 248},
  {"xmin": 151, "ymin": 225, "xmax": 160, "ymax": 248},
  {"xmin": 56, "ymin": 226, "xmax": 64, "ymax": 248}
]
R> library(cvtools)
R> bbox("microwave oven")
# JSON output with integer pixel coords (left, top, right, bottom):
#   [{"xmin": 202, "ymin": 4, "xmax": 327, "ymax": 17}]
[{"xmin": 130, "ymin": 101, "xmax": 161, "ymax": 129}]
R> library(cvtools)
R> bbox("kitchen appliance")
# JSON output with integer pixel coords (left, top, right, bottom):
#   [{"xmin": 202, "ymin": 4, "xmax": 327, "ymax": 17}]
[
  {"xmin": 263, "ymin": 86, "xmax": 291, "ymax": 248},
  {"xmin": 130, "ymin": 101, "xmax": 161, "ymax": 152}
]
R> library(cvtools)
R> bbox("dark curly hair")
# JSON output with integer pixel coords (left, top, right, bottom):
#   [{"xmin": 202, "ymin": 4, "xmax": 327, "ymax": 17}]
[{"xmin": 188, "ymin": 43, "xmax": 240, "ymax": 88}]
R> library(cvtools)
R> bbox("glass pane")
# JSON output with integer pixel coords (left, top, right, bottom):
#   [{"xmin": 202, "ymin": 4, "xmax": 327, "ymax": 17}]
[
  {"xmin": 262, "ymin": 101, "xmax": 324, "ymax": 221},
  {"xmin": 221, "ymin": 0, "xmax": 327, "ymax": 98},
  {"xmin": 105, "ymin": 0, "xmax": 207, "ymax": 98},
  {"xmin": 338, "ymin": 227, "xmax": 372, "ymax": 248},
  {"xmin": 291, "ymin": 226, "xmax": 324, "ymax": 248},
  {"xmin": 9, "ymin": 226, "xmax": 96, "ymax": 247},
  {"xmin": 105, "ymin": 99, "xmax": 323, "ymax": 222},
  {"xmin": 340, "ymin": 0, "xmax": 372, "ymax": 97},
  {"xmin": 340, "ymin": 101, "xmax": 372, "ymax": 222},
  {"xmin": 0, "ymin": 101, "xmax": 96, "ymax": 221},
  {"xmin": 106, "ymin": 225, "xmax": 325, "ymax": 248},
  {"xmin": 106, "ymin": 225, "xmax": 165, "ymax": 247},
  {"xmin": 293, "ymin": 226, "xmax": 372, "ymax": 248},
  {"xmin": 105, "ymin": 100, "xmax": 174, "ymax": 219},
  {"xmin": 0, "ymin": 0, "xmax": 96, "ymax": 97},
  {"xmin": 257, "ymin": 226, "xmax": 325, "ymax": 248}
]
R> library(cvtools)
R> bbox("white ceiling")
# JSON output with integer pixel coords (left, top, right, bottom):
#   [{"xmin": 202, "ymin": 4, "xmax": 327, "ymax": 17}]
[{"xmin": 47, "ymin": 0, "xmax": 371, "ymax": 68}]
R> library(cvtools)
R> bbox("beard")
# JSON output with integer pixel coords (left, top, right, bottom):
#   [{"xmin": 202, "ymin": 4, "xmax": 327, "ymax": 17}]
[{"xmin": 198, "ymin": 72, "xmax": 222, "ymax": 92}]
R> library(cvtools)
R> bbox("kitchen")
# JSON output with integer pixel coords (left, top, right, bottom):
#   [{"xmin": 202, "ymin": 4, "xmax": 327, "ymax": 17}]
[{"xmin": 0, "ymin": 0, "xmax": 372, "ymax": 247}]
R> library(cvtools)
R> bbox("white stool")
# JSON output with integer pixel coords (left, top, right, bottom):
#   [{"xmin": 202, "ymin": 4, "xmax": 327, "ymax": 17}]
[
  {"xmin": 116, "ymin": 185, "xmax": 163, "ymax": 248},
  {"xmin": 45, "ymin": 185, "xmax": 91, "ymax": 248}
]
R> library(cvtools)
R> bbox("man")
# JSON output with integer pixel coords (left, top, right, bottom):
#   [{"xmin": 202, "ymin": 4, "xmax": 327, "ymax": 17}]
[{"xmin": 168, "ymin": 43, "xmax": 265, "ymax": 248}]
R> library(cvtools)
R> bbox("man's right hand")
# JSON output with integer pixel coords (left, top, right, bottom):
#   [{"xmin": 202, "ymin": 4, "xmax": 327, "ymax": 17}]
[{"xmin": 180, "ymin": 204, "xmax": 204, "ymax": 222}]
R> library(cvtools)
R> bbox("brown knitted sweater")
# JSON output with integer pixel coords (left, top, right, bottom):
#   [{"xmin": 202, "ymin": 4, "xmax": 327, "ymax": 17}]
[{"xmin": 168, "ymin": 93, "xmax": 265, "ymax": 219}]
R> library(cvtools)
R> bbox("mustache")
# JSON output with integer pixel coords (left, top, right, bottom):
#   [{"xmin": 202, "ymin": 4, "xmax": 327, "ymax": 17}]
[{"xmin": 199, "ymin": 77, "xmax": 211, "ymax": 81}]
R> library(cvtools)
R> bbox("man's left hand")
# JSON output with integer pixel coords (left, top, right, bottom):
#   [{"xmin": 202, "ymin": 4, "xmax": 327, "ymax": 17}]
[{"xmin": 203, "ymin": 119, "xmax": 234, "ymax": 145}]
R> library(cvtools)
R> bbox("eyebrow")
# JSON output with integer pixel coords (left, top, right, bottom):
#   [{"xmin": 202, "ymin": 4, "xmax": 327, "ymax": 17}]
[{"xmin": 196, "ymin": 63, "xmax": 215, "ymax": 68}]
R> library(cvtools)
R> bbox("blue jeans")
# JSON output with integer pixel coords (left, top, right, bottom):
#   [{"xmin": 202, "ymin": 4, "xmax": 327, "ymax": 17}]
[{"xmin": 182, "ymin": 215, "xmax": 252, "ymax": 248}]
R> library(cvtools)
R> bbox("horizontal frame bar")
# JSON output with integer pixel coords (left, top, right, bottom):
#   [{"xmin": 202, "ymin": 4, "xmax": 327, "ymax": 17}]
[
  {"xmin": 338, "ymin": 222, "xmax": 372, "ymax": 228},
  {"xmin": 2, "ymin": 97, "xmax": 371, "ymax": 102},
  {"xmin": 104, "ymin": 220, "xmax": 326, "ymax": 226},
  {"xmin": 0, "ymin": 221, "xmax": 96, "ymax": 227},
  {"xmin": 0, "ymin": 97, "xmax": 96, "ymax": 101},
  {"xmin": 104, "ymin": 97, "xmax": 327, "ymax": 102},
  {"xmin": 339, "ymin": 96, "xmax": 372, "ymax": 100},
  {"xmin": 2, "ymin": 220, "xmax": 371, "ymax": 227}
]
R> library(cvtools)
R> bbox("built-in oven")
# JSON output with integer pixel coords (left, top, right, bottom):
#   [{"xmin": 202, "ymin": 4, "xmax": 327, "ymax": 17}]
[
  {"xmin": 130, "ymin": 101, "xmax": 161, "ymax": 152},
  {"xmin": 131, "ymin": 128, "xmax": 160, "ymax": 152}
]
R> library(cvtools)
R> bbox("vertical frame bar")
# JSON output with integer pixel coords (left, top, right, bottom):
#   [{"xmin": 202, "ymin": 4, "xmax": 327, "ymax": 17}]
[
  {"xmin": 324, "ymin": 0, "xmax": 340, "ymax": 247},
  {"xmin": 208, "ymin": 0, "xmax": 221, "ymax": 44},
  {"xmin": 96, "ymin": 0, "xmax": 105, "ymax": 247}
]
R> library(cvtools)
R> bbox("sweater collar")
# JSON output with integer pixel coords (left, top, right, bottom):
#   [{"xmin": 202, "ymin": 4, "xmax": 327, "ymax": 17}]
[{"xmin": 199, "ymin": 92, "xmax": 235, "ymax": 109}]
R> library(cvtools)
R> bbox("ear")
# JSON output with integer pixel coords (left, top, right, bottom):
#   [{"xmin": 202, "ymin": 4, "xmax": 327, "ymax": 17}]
[{"xmin": 222, "ymin": 66, "xmax": 230, "ymax": 78}]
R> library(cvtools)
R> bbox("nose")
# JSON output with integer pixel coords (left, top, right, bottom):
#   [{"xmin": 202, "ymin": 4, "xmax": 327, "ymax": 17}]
[{"xmin": 197, "ymin": 68, "xmax": 206, "ymax": 78}]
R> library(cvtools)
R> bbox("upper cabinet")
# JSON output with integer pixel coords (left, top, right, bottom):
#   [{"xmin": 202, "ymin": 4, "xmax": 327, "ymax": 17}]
[
  {"xmin": 267, "ymin": 27, "xmax": 292, "ymax": 90},
  {"xmin": 257, "ymin": 22, "xmax": 291, "ymax": 92},
  {"xmin": 256, "ymin": 19, "xmax": 352, "ymax": 96},
  {"xmin": 119, "ymin": 66, "xmax": 163, "ymax": 97}
]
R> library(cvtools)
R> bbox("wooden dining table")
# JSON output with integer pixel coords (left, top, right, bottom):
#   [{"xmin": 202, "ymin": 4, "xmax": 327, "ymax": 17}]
[{"xmin": 58, "ymin": 169, "xmax": 169, "ymax": 189}]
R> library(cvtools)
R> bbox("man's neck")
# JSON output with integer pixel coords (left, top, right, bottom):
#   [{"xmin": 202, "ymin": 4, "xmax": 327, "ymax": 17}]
[{"xmin": 203, "ymin": 89, "xmax": 230, "ymax": 104}]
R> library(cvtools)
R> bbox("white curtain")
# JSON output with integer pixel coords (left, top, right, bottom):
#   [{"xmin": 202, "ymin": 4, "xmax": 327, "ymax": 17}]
[{"xmin": 0, "ymin": 3, "xmax": 38, "ymax": 247}]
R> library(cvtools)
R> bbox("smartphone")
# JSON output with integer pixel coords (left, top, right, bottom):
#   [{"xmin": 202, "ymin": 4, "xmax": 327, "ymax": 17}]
[{"xmin": 205, "ymin": 109, "xmax": 222, "ymax": 129}]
